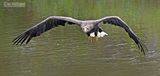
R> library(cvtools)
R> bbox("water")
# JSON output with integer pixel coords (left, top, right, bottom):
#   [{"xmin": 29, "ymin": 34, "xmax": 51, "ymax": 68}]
[{"xmin": 0, "ymin": 0, "xmax": 160, "ymax": 76}]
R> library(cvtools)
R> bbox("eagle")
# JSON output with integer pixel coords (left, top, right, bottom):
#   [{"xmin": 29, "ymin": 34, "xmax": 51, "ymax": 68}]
[{"xmin": 13, "ymin": 16, "xmax": 147, "ymax": 55}]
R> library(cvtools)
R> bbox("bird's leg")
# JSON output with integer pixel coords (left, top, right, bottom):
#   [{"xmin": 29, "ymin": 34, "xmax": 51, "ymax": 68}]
[
  {"xmin": 88, "ymin": 36, "xmax": 98, "ymax": 43},
  {"xmin": 88, "ymin": 36, "xmax": 93, "ymax": 42},
  {"xmin": 95, "ymin": 36, "xmax": 98, "ymax": 41},
  {"xmin": 91, "ymin": 37, "xmax": 95, "ymax": 43},
  {"xmin": 88, "ymin": 36, "xmax": 93, "ymax": 43}
]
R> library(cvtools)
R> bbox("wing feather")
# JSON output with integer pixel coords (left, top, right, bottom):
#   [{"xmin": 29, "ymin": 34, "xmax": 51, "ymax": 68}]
[
  {"xmin": 13, "ymin": 16, "xmax": 81, "ymax": 45},
  {"xmin": 97, "ymin": 16, "xmax": 147, "ymax": 55}
]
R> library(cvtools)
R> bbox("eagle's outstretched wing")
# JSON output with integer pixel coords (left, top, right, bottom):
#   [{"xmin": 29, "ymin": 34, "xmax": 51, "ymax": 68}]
[
  {"xmin": 13, "ymin": 16, "xmax": 82, "ymax": 45},
  {"xmin": 96, "ymin": 16, "xmax": 147, "ymax": 55}
]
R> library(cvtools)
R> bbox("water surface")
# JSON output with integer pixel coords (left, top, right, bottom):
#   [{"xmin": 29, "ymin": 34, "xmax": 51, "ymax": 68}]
[{"xmin": 0, "ymin": 0, "xmax": 160, "ymax": 76}]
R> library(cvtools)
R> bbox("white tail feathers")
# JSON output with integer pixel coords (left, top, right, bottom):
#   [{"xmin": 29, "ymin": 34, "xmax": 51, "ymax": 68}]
[
  {"xmin": 90, "ymin": 32, "xmax": 95, "ymax": 37},
  {"xmin": 97, "ymin": 31, "xmax": 108, "ymax": 37},
  {"xmin": 89, "ymin": 31, "xmax": 108, "ymax": 37}
]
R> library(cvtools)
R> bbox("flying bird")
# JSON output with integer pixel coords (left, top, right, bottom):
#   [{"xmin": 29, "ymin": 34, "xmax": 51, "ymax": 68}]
[{"xmin": 13, "ymin": 16, "xmax": 147, "ymax": 54}]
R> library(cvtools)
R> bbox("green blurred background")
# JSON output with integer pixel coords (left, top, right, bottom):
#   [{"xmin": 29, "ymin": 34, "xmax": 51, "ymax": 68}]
[{"xmin": 0, "ymin": 0, "xmax": 160, "ymax": 76}]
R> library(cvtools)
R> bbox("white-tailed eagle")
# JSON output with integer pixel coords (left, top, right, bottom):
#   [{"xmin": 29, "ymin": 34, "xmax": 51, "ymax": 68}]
[{"xmin": 13, "ymin": 16, "xmax": 147, "ymax": 55}]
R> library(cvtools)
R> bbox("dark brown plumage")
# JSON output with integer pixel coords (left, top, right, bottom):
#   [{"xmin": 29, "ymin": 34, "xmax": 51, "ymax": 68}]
[
  {"xmin": 96, "ymin": 16, "xmax": 147, "ymax": 54},
  {"xmin": 13, "ymin": 16, "xmax": 147, "ymax": 55},
  {"xmin": 13, "ymin": 16, "xmax": 81, "ymax": 45}
]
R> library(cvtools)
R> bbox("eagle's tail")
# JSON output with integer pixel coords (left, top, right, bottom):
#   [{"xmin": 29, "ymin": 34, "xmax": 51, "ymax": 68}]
[{"xmin": 88, "ymin": 27, "xmax": 108, "ymax": 38}]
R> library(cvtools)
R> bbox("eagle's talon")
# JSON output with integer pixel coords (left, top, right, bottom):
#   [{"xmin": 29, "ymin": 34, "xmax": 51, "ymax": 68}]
[{"xmin": 88, "ymin": 36, "xmax": 98, "ymax": 43}]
